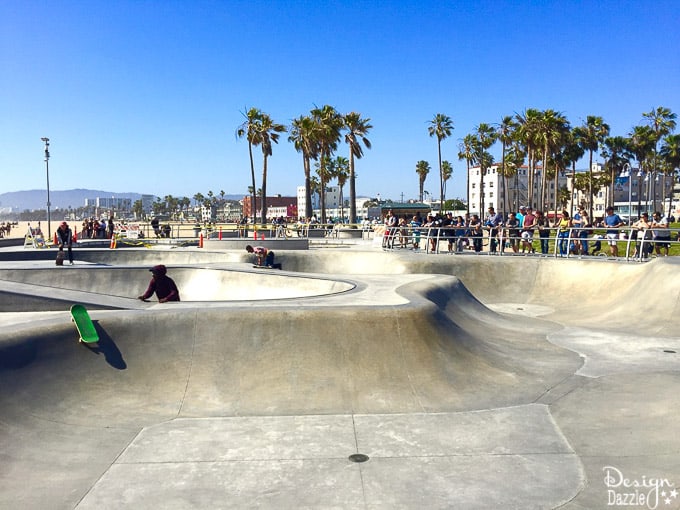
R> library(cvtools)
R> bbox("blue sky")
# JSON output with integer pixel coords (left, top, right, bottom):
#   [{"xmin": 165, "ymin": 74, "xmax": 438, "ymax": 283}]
[{"xmin": 1, "ymin": 0, "xmax": 678, "ymax": 202}]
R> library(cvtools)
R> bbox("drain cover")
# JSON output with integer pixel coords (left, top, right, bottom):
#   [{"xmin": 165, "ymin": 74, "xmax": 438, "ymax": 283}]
[
  {"xmin": 663, "ymin": 349, "xmax": 677, "ymax": 354},
  {"xmin": 348, "ymin": 453, "xmax": 369, "ymax": 463}
]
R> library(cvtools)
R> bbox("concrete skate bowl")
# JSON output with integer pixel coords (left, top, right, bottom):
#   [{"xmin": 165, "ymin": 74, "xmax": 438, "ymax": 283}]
[
  {"xmin": 0, "ymin": 266, "xmax": 355, "ymax": 311},
  {"xmin": 1, "ymin": 249, "xmax": 680, "ymax": 508}
]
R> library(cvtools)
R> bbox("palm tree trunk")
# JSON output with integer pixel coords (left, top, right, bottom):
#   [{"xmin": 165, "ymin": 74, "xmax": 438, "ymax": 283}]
[
  {"xmin": 438, "ymin": 141, "xmax": 444, "ymax": 209},
  {"xmin": 349, "ymin": 152, "xmax": 356, "ymax": 223},
  {"xmin": 261, "ymin": 156, "xmax": 268, "ymax": 225},
  {"xmin": 248, "ymin": 143, "xmax": 257, "ymax": 224},
  {"xmin": 304, "ymin": 156, "xmax": 312, "ymax": 219},
  {"xmin": 588, "ymin": 151, "xmax": 594, "ymax": 220}
]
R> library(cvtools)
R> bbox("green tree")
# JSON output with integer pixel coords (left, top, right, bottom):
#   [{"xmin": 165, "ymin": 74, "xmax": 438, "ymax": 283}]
[
  {"xmin": 536, "ymin": 110, "xmax": 569, "ymax": 211},
  {"xmin": 311, "ymin": 105, "xmax": 343, "ymax": 224},
  {"xmin": 628, "ymin": 125, "xmax": 656, "ymax": 214},
  {"xmin": 457, "ymin": 134, "xmax": 480, "ymax": 213},
  {"xmin": 575, "ymin": 115, "xmax": 610, "ymax": 219},
  {"xmin": 415, "ymin": 160, "xmax": 431, "ymax": 202},
  {"xmin": 497, "ymin": 115, "xmax": 518, "ymax": 216},
  {"xmin": 601, "ymin": 136, "xmax": 632, "ymax": 208},
  {"xmin": 441, "ymin": 160, "xmax": 453, "ymax": 206},
  {"xmin": 474, "ymin": 123, "xmax": 497, "ymax": 214},
  {"xmin": 331, "ymin": 156, "xmax": 350, "ymax": 220},
  {"xmin": 132, "ymin": 199, "xmax": 144, "ymax": 219},
  {"xmin": 643, "ymin": 107, "xmax": 676, "ymax": 211},
  {"xmin": 660, "ymin": 134, "xmax": 680, "ymax": 217},
  {"xmin": 343, "ymin": 112, "xmax": 372, "ymax": 223},
  {"xmin": 289, "ymin": 115, "xmax": 318, "ymax": 219},
  {"xmin": 515, "ymin": 108, "xmax": 541, "ymax": 210},
  {"xmin": 428, "ymin": 113, "xmax": 454, "ymax": 206}
]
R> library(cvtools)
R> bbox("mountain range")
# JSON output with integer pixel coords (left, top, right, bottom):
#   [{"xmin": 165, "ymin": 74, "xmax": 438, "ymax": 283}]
[{"xmin": 0, "ymin": 189, "xmax": 145, "ymax": 211}]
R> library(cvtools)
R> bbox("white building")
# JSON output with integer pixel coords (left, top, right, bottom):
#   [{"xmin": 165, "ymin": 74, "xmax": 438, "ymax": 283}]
[{"xmin": 467, "ymin": 163, "xmax": 567, "ymax": 215}]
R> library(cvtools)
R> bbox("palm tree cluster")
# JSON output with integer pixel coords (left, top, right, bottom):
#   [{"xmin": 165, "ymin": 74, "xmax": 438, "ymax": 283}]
[
  {"xmin": 421, "ymin": 107, "xmax": 677, "ymax": 219},
  {"xmin": 238, "ymin": 105, "xmax": 372, "ymax": 225},
  {"xmin": 135, "ymin": 191, "xmax": 235, "ymax": 220}
]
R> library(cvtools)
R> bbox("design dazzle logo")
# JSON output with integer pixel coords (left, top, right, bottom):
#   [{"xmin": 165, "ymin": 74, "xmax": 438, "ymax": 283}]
[{"xmin": 604, "ymin": 466, "xmax": 678, "ymax": 508}]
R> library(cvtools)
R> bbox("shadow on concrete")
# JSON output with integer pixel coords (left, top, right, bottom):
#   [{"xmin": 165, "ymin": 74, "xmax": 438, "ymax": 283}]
[{"xmin": 80, "ymin": 322, "xmax": 127, "ymax": 370}]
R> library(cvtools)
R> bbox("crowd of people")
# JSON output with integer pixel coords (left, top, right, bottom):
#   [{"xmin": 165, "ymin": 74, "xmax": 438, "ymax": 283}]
[
  {"xmin": 80, "ymin": 216, "xmax": 115, "ymax": 239},
  {"xmin": 382, "ymin": 206, "xmax": 675, "ymax": 258},
  {"xmin": 0, "ymin": 222, "xmax": 15, "ymax": 238}
]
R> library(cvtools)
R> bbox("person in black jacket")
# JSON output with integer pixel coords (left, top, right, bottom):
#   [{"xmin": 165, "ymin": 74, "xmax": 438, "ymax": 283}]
[{"xmin": 56, "ymin": 221, "xmax": 74, "ymax": 265}]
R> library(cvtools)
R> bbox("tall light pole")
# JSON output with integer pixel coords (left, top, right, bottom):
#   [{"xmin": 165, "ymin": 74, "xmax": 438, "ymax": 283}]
[{"xmin": 41, "ymin": 137, "xmax": 51, "ymax": 238}]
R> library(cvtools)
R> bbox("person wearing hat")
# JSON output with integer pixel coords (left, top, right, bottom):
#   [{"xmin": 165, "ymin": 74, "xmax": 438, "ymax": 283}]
[
  {"xmin": 56, "ymin": 221, "xmax": 74, "ymax": 265},
  {"xmin": 137, "ymin": 265, "xmax": 180, "ymax": 302}
]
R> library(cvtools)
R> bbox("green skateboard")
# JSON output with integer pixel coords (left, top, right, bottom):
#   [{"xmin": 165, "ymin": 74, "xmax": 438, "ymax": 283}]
[{"xmin": 70, "ymin": 304, "xmax": 99, "ymax": 344}]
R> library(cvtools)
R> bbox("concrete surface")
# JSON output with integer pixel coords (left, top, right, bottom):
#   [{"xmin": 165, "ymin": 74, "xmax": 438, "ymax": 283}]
[{"xmin": 0, "ymin": 246, "xmax": 679, "ymax": 509}]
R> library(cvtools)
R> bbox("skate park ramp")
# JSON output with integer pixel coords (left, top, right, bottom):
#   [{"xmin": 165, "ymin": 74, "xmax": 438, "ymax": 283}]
[
  {"xmin": 0, "ymin": 266, "xmax": 355, "ymax": 310},
  {"xmin": 1, "ymin": 248, "xmax": 679, "ymax": 509}
]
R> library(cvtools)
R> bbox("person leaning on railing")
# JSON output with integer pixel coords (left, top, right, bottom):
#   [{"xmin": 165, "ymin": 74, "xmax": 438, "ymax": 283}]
[
  {"xmin": 651, "ymin": 211, "xmax": 671, "ymax": 257},
  {"xmin": 534, "ymin": 210, "xmax": 551, "ymax": 255},
  {"xmin": 632, "ymin": 212, "xmax": 653, "ymax": 258},
  {"xmin": 556, "ymin": 211, "xmax": 572, "ymax": 257}
]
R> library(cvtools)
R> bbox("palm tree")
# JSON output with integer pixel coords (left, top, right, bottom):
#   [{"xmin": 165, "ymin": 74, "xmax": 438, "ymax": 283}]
[
  {"xmin": 628, "ymin": 125, "xmax": 656, "ymax": 214},
  {"xmin": 236, "ymin": 107, "xmax": 263, "ymax": 224},
  {"xmin": 441, "ymin": 160, "xmax": 453, "ymax": 207},
  {"xmin": 561, "ymin": 130, "xmax": 585, "ymax": 218},
  {"xmin": 458, "ymin": 134, "xmax": 479, "ymax": 213},
  {"xmin": 501, "ymin": 143, "xmax": 525, "ymax": 216},
  {"xmin": 601, "ymin": 136, "xmax": 631, "ymax": 208},
  {"xmin": 343, "ymin": 112, "xmax": 372, "ymax": 223},
  {"xmin": 474, "ymin": 123, "xmax": 497, "ymax": 214},
  {"xmin": 255, "ymin": 112, "xmax": 287, "ymax": 224},
  {"xmin": 659, "ymin": 134, "xmax": 680, "ymax": 217},
  {"xmin": 330, "ymin": 156, "xmax": 350, "ymax": 220},
  {"xmin": 515, "ymin": 109, "xmax": 541, "ymax": 210},
  {"xmin": 428, "ymin": 113, "xmax": 454, "ymax": 208},
  {"xmin": 535, "ymin": 110, "xmax": 569, "ymax": 211},
  {"xmin": 415, "ymin": 160, "xmax": 431, "ymax": 202},
  {"xmin": 497, "ymin": 116, "xmax": 517, "ymax": 216},
  {"xmin": 643, "ymin": 107, "xmax": 676, "ymax": 211},
  {"xmin": 576, "ymin": 115, "xmax": 610, "ymax": 220},
  {"xmin": 311, "ymin": 105, "xmax": 343, "ymax": 224},
  {"xmin": 289, "ymin": 115, "xmax": 318, "ymax": 219}
]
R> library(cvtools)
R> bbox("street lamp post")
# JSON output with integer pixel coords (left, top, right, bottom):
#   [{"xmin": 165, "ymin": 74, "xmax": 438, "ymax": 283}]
[
  {"xmin": 621, "ymin": 163, "xmax": 633, "ymax": 225},
  {"xmin": 41, "ymin": 137, "xmax": 51, "ymax": 238}
]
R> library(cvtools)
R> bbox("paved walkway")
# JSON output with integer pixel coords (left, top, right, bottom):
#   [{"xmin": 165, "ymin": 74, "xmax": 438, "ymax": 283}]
[{"xmin": 0, "ymin": 247, "xmax": 679, "ymax": 509}]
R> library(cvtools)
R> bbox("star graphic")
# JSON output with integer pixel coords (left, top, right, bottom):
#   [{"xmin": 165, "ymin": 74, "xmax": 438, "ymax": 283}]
[{"xmin": 670, "ymin": 489, "xmax": 678, "ymax": 498}]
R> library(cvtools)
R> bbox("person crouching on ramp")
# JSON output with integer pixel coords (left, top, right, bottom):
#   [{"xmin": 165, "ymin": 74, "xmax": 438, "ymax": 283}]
[
  {"xmin": 137, "ymin": 264, "xmax": 181, "ymax": 302},
  {"xmin": 246, "ymin": 245, "xmax": 282, "ymax": 269}
]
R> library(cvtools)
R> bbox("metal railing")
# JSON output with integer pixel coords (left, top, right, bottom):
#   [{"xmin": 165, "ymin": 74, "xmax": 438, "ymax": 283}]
[{"xmin": 379, "ymin": 225, "xmax": 680, "ymax": 261}]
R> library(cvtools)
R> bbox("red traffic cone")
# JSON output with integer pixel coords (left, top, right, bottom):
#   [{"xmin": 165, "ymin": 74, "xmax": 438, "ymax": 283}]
[
  {"xmin": 199, "ymin": 233, "xmax": 204, "ymax": 248},
  {"xmin": 53, "ymin": 232, "xmax": 58, "ymax": 245}
]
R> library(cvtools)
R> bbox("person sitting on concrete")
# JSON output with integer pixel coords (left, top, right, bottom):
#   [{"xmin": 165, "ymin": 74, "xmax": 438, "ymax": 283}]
[
  {"xmin": 246, "ymin": 245, "xmax": 282, "ymax": 269},
  {"xmin": 137, "ymin": 264, "xmax": 180, "ymax": 302}
]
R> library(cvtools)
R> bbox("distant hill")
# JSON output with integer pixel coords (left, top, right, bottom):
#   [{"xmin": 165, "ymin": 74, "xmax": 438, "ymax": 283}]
[{"xmin": 0, "ymin": 189, "xmax": 146, "ymax": 212}]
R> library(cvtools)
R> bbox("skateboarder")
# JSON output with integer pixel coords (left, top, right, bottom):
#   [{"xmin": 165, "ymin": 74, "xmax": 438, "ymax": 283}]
[
  {"xmin": 137, "ymin": 264, "xmax": 180, "ymax": 302},
  {"xmin": 56, "ymin": 221, "xmax": 74, "ymax": 265},
  {"xmin": 246, "ymin": 245, "xmax": 282, "ymax": 269}
]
